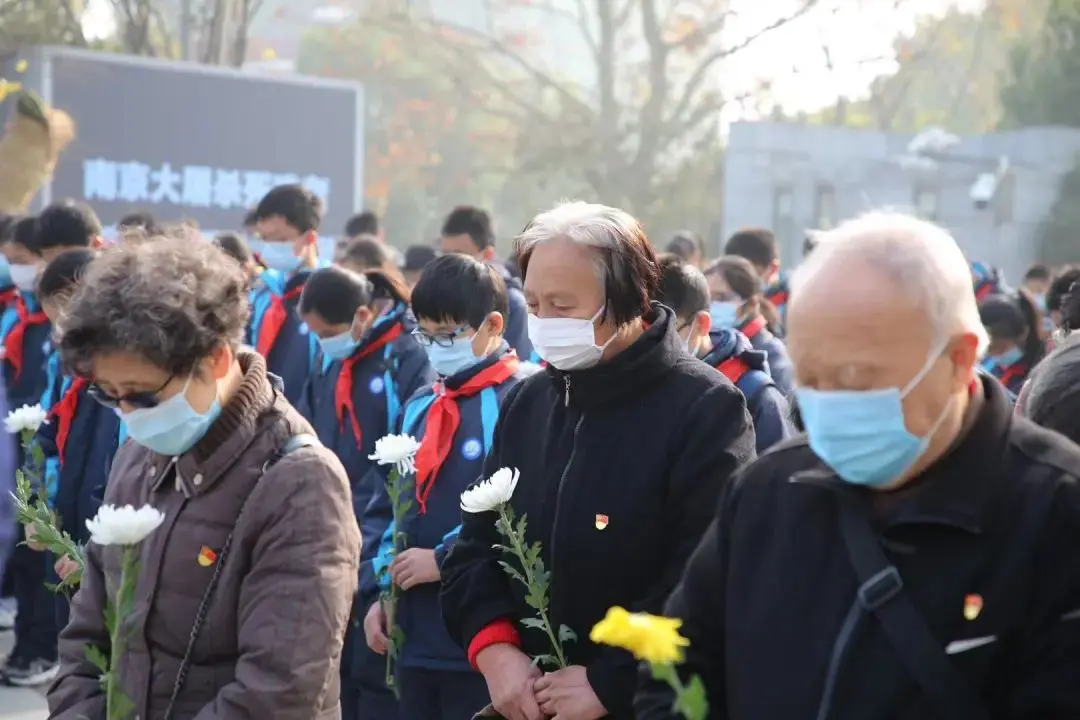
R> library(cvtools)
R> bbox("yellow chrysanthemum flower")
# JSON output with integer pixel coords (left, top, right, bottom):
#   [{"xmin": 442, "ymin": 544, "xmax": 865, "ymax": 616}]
[{"xmin": 590, "ymin": 606, "xmax": 690, "ymax": 665}]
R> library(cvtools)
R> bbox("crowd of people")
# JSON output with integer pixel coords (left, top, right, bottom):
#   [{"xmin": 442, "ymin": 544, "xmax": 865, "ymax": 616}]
[{"xmin": 0, "ymin": 183, "xmax": 1072, "ymax": 719}]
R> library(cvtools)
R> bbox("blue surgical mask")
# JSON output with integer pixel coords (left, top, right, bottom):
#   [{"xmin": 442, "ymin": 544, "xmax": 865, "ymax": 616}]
[
  {"xmin": 425, "ymin": 336, "xmax": 480, "ymax": 378},
  {"xmin": 708, "ymin": 301, "xmax": 739, "ymax": 330},
  {"xmin": 982, "ymin": 346, "xmax": 1023, "ymax": 372},
  {"xmin": 258, "ymin": 242, "xmax": 301, "ymax": 273},
  {"xmin": 319, "ymin": 327, "xmax": 361, "ymax": 361},
  {"xmin": 795, "ymin": 344, "xmax": 953, "ymax": 487},
  {"xmin": 121, "ymin": 375, "xmax": 221, "ymax": 457}
]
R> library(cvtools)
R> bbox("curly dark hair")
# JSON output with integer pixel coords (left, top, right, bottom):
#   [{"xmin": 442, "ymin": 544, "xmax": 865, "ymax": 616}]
[{"xmin": 56, "ymin": 236, "xmax": 249, "ymax": 377}]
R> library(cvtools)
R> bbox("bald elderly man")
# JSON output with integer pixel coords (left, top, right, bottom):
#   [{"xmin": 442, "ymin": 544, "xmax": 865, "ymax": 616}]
[{"xmin": 636, "ymin": 212, "xmax": 1080, "ymax": 719}]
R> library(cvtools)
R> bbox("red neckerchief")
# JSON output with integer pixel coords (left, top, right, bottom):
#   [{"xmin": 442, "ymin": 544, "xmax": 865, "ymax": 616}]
[
  {"xmin": 974, "ymin": 280, "xmax": 994, "ymax": 302},
  {"xmin": 255, "ymin": 284, "xmax": 305, "ymax": 358},
  {"xmin": 50, "ymin": 377, "xmax": 87, "ymax": 467},
  {"xmin": 739, "ymin": 315, "xmax": 767, "ymax": 342},
  {"xmin": 997, "ymin": 359, "xmax": 1028, "ymax": 390},
  {"xmin": 335, "ymin": 322, "xmax": 404, "ymax": 449},
  {"xmin": 414, "ymin": 353, "xmax": 519, "ymax": 513},
  {"xmin": 0, "ymin": 288, "xmax": 17, "ymax": 308},
  {"xmin": 6, "ymin": 297, "xmax": 48, "ymax": 380},
  {"xmin": 715, "ymin": 356, "xmax": 750, "ymax": 385}
]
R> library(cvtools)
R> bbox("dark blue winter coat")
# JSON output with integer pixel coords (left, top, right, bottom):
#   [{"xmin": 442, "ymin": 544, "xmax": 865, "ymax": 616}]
[
  {"xmin": 366, "ymin": 348, "xmax": 525, "ymax": 672},
  {"xmin": 246, "ymin": 269, "xmax": 319, "ymax": 407},
  {"xmin": 738, "ymin": 315, "xmax": 795, "ymax": 395},
  {"xmin": 703, "ymin": 329, "xmax": 794, "ymax": 454},
  {"xmin": 297, "ymin": 306, "xmax": 433, "ymax": 680},
  {"xmin": 36, "ymin": 375, "xmax": 124, "ymax": 545}
]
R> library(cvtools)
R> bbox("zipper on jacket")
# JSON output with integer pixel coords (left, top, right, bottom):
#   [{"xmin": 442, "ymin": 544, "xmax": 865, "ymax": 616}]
[
  {"xmin": 814, "ymin": 596, "xmax": 864, "ymax": 720},
  {"xmin": 548, "ymin": 414, "xmax": 585, "ymax": 629},
  {"xmin": 563, "ymin": 375, "xmax": 571, "ymax": 406}
]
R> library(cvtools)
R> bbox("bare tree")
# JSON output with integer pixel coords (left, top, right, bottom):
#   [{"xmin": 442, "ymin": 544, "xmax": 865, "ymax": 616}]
[
  {"xmin": 106, "ymin": 0, "xmax": 260, "ymax": 66},
  {"xmin": 361, "ymin": 0, "xmax": 820, "ymax": 217}
]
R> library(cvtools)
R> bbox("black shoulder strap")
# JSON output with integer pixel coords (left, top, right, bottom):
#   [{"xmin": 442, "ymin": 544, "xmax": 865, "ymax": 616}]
[
  {"xmin": 165, "ymin": 430, "xmax": 320, "ymax": 720},
  {"xmin": 260, "ymin": 432, "xmax": 320, "ymax": 473},
  {"xmin": 836, "ymin": 494, "xmax": 992, "ymax": 720}
]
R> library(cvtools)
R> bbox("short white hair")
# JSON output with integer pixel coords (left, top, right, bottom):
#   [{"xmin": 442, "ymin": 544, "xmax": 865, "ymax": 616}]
[
  {"xmin": 789, "ymin": 211, "xmax": 989, "ymax": 356},
  {"xmin": 515, "ymin": 201, "xmax": 641, "ymax": 262}
]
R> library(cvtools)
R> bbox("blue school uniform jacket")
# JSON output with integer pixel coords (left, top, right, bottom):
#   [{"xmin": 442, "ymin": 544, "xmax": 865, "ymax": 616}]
[
  {"xmin": 2, "ymin": 294, "xmax": 52, "ymax": 472},
  {"xmin": 738, "ymin": 314, "xmax": 795, "ymax": 396},
  {"xmin": 35, "ymin": 376, "xmax": 123, "ymax": 545},
  {"xmin": 367, "ymin": 348, "xmax": 525, "ymax": 672},
  {"xmin": 298, "ymin": 307, "xmax": 433, "ymax": 679},
  {"xmin": 703, "ymin": 329, "xmax": 794, "ymax": 454},
  {"xmin": 246, "ymin": 269, "xmax": 319, "ymax": 407}
]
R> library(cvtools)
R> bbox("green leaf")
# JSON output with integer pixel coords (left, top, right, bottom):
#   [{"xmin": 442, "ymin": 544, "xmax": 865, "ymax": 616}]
[
  {"xmin": 530, "ymin": 654, "xmax": 556, "ymax": 668},
  {"xmin": 520, "ymin": 617, "xmax": 545, "ymax": 630},
  {"xmin": 650, "ymin": 662, "xmax": 676, "ymax": 684},
  {"xmin": 676, "ymin": 674, "xmax": 709, "ymax": 720},
  {"xmin": 83, "ymin": 644, "xmax": 109, "ymax": 674},
  {"xmin": 557, "ymin": 624, "xmax": 577, "ymax": 644},
  {"xmin": 497, "ymin": 560, "xmax": 527, "ymax": 587}
]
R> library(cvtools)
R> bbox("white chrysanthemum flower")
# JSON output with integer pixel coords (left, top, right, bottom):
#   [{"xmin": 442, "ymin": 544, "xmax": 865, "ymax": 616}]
[
  {"xmin": 85, "ymin": 504, "xmax": 165, "ymax": 546},
  {"xmin": 4, "ymin": 404, "xmax": 47, "ymax": 434},
  {"xmin": 461, "ymin": 467, "xmax": 520, "ymax": 514},
  {"xmin": 368, "ymin": 434, "xmax": 421, "ymax": 476}
]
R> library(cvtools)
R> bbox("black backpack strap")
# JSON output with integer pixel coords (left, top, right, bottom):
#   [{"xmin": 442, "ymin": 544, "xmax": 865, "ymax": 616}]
[
  {"xmin": 836, "ymin": 494, "xmax": 991, "ymax": 720},
  {"xmin": 260, "ymin": 432, "xmax": 320, "ymax": 473}
]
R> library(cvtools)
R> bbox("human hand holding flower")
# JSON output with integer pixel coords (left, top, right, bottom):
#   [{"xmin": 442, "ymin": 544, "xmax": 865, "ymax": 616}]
[
  {"xmin": 534, "ymin": 665, "xmax": 606, "ymax": 720},
  {"xmin": 390, "ymin": 548, "xmax": 439, "ymax": 589}
]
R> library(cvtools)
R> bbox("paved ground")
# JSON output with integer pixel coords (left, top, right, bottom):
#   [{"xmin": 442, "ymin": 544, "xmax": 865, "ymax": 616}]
[{"xmin": 0, "ymin": 630, "xmax": 48, "ymax": 720}]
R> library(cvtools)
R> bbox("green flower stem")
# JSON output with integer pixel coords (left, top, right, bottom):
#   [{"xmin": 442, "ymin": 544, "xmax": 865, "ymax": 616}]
[
  {"xmin": 107, "ymin": 546, "xmax": 137, "ymax": 720},
  {"xmin": 651, "ymin": 663, "xmax": 707, "ymax": 720},
  {"xmin": 496, "ymin": 505, "xmax": 567, "ymax": 669}
]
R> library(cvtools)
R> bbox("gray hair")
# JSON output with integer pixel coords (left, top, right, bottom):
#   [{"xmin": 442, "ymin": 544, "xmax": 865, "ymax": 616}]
[
  {"xmin": 513, "ymin": 201, "xmax": 658, "ymax": 326},
  {"xmin": 790, "ymin": 211, "xmax": 990, "ymax": 356},
  {"xmin": 56, "ymin": 236, "xmax": 250, "ymax": 377}
]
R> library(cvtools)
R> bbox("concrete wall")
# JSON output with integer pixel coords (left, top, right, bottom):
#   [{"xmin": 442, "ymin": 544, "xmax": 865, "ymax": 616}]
[{"xmin": 722, "ymin": 121, "xmax": 1080, "ymax": 279}]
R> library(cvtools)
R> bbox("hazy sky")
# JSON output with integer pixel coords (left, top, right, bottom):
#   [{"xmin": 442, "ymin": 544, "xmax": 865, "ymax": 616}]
[{"xmin": 82, "ymin": 0, "xmax": 981, "ymax": 119}]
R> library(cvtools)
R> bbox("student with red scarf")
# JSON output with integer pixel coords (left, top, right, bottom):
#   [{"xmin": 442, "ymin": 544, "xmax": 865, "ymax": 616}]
[
  {"xmin": 979, "ymin": 290, "xmax": 1045, "ymax": 398},
  {"xmin": 703, "ymin": 254, "xmax": 795, "ymax": 395},
  {"xmin": 247, "ymin": 184, "xmax": 324, "ymax": 406},
  {"xmin": 297, "ymin": 266, "xmax": 433, "ymax": 720},
  {"xmin": 29, "ymin": 250, "xmax": 122, "ymax": 631},
  {"xmin": 361, "ymin": 254, "xmax": 527, "ymax": 720}
]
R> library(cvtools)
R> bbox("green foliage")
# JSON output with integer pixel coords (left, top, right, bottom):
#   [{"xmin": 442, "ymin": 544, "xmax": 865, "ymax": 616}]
[
  {"xmin": 11, "ymin": 431, "xmax": 84, "ymax": 590},
  {"xmin": 0, "ymin": 0, "xmax": 89, "ymax": 49},
  {"xmin": 999, "ymin": 0, "xmax": 1080, "ymax": 128},
  {"xmin": 650, "ymin": 661, "xmax": 709, "ymax": 720},
  {"xmin": 492, "ymin": 503, "xmax": 574, "ymax": 669},
  {"xmin": 381, "ymin": 465, "xmax": 413, "ymax": 697}
]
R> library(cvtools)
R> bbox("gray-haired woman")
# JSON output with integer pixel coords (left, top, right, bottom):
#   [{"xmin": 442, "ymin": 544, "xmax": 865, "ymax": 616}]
[
  {"xmin": 439, "ymin": 202, "xmax": 755, "ymax": 720},
  {"xmin": 47, "ymin": 237, "xmax": 360, "ymax": 720}
]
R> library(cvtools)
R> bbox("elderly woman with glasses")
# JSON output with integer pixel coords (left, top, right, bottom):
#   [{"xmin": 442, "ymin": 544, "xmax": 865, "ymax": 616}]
[{"xmin": 47, "ymin": 236, "xmax": 360, "ymax": 720}]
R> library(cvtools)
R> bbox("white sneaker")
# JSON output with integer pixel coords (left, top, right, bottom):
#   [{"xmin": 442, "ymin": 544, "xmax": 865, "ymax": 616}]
[{"xmin": 5, "ymin": 657, "xmax": 59, "ymax": 687}]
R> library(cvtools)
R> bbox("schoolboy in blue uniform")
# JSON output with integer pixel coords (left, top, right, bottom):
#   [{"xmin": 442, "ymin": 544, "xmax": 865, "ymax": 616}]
[
  {"xmin": 657, "ymin": 255, "xmax": 793, "ymax": 453},
  {"xmin": 361, "ymin": 254, "xmax": 526, "ymax": 720},
  {"xmin": 247, "ymin": 184, "xmax": 323, "ymax": 406},
  {"xmin": 297, "ymin": 266, "xmax": 433, "ymax": 720},
  {"xmin": 31, "ymin": 250, "xmax": 122, "ymax": 630},
  {"xmin": 1, "ymin": 202, "xmax": 103, "ymax": 686}
]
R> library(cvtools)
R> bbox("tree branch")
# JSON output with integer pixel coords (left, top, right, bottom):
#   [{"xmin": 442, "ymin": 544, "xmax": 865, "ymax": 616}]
[
  {"xmin": 666, "ymin": 0, "xmax": 821, "ymax": 129},
  {"xmin": 501, "ymin": 0, "xmax": 598, "ymax": 58}
]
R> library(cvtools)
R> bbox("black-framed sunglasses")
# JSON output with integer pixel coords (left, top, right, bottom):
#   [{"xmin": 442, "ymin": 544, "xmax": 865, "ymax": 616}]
[
  {"xmin": 88, "ymin": 374, "xmax": 175, "ymax": 411},
  {"xmin": 411, "ymin": 327, "xmax": 468, "ymax": 348}
]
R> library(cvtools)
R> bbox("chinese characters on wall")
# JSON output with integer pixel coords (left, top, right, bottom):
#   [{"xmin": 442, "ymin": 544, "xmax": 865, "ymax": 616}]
[{"xmin": 82, "ymin": 159, "xmax": 332, "ymax": 211}]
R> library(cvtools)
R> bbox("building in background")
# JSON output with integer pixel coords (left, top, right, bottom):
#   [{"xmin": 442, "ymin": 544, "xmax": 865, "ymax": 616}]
[{"xmin": 722, "ymin": 121, "xmax": 1080, "ymax": 279}]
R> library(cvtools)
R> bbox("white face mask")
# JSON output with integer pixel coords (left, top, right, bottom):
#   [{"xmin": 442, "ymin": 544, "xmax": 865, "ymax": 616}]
[
  {"xmin": 527, "ymin": 305, "xmax": 618, "ymax": 371},
  {"xmin": 9, "ymin": 264, "xmax": 38, "ymax": 293}
]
